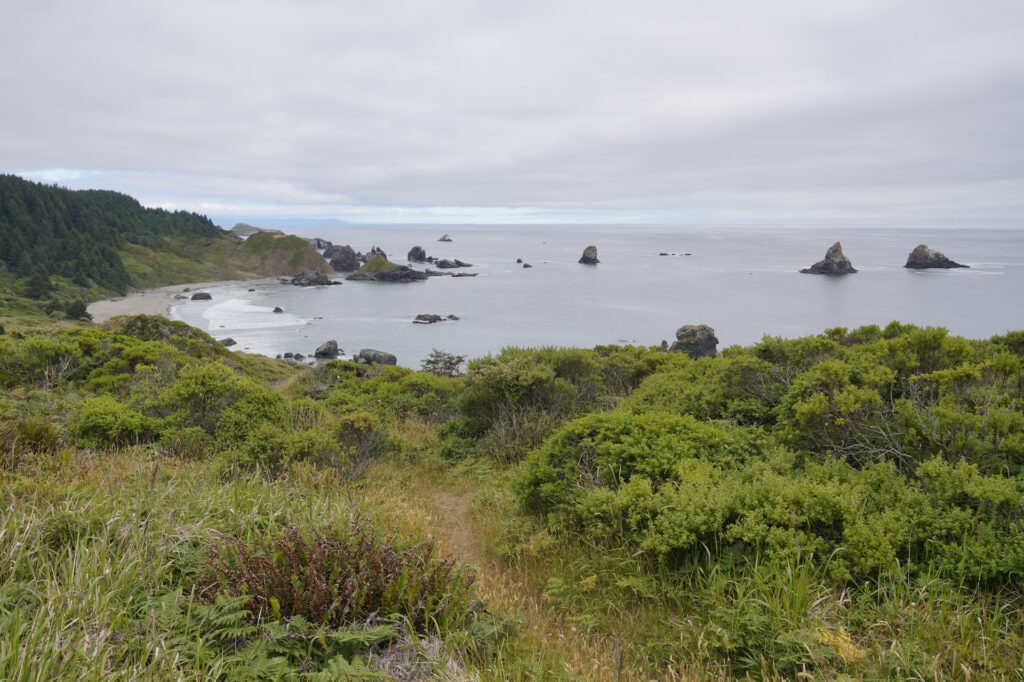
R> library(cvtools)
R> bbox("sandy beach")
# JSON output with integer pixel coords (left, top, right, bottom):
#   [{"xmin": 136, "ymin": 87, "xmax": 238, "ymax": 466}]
[{"xmin": 87, "ymin": 278, "xmax": 279, "ymax": 324}]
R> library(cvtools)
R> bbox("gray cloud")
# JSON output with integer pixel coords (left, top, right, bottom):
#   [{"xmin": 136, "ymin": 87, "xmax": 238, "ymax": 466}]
[{"xmin": 3, "ymin": 0, "xmax": 1023, "ymax": 223}]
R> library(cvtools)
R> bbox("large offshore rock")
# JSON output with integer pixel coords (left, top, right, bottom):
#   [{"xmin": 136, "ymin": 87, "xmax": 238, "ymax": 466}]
[
  {"xmin": 669, "ymin": 324, "xmax": 719, "ymax": 359},
  {"xmin": 578, "ymin": 245, "xmax": 600, "ymax": 264},
  {"xmin": 345, "ymin": 256, "xmax": 428, "ymax": 282},
  {"xmin": 904, "ymin": 244, "xmax": 968, "ymax": 269},
  {"xmin": 408, "ymin": 245, "xmax": 428, "ymax": 262},
  {"xmin": 801, "ymin": 242, "xmax": 857, "ymax": 275},
  {"xmin": 325, "ymin": 244, "xmax": 360, "ymax": 272},
  {"xmin": 354, "ymin": 348, "xmax": 397, "ymax": 366}
]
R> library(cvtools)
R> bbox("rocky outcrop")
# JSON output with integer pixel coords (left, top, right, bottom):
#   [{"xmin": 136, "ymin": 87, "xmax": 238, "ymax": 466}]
[
  {"xmin": 438, "ymin": 233, "xmax": 453, "ymax": 242},
  {"xmin": 314, "ymin": 339, "xmax": 340, "ymax": 359},
  {"xmin": 579, "ymin": 245, "xmax": 600, "ymax": 264},
  {"xmin": 354, "ymin": 348, "xmax": 397, "ymax": 366},
  {"xmin": 306, "ymin": 237, "xmax": 333, "ymax": 250},
  {"xmin": 272, "ymin": 306, "xmax": 284, "ymax": 313},
  {"xmin": 230, "ymin": 223, "xmax": 284, "ymax": 236},
  {"xmin": 408, "ymin": 245, "xmax": 428, "ymax": 262},
  {"xmin": 801, "ymin": 242, "xmax": 857, "ymax": 275},
  {"xmin": 426, "ymin": 270, "xmax": 478, "ymax": 277},
  {"xmin": 345, "ymin": 256, "xmax": 428, "ymax": 282},
  {"xmin": 367, "ymin": 246, "xmax": 388, "ymax": 261},
  {"xmin": 435, "ymin": 259, "xmax": 472, "ymax": 269},
  {"xmin": 670, "ymin": 324, "xmax": 719, "ymax": 359},
  {"xmin": 288, "ymin": 270, "xmax": 340, "ymax": 286},
  {"xmin": 904, "ymin": 244, "xmax": 968, "ymax": 269},
  {"xmin": 325, "ymin": 244, "xmax": 360, "ymax": 272},
  {"xmin": 190, "ymin": 292, "xmax": 212, "ymax": 301},
  {"xmin": 523, "ymin": 262, "xmax": 533, "ymax": 268}
]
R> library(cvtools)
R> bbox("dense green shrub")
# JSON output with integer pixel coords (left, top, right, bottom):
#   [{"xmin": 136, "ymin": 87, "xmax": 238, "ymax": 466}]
[{"xmin": 72, "ymin": 395, "xmax": 153, "ymax": 446}]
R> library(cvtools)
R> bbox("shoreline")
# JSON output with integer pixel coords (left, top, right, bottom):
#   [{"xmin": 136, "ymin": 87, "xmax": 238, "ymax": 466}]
[{"xmin": 87, "ymin": 278, "xmax": 280, "ymax": 324}]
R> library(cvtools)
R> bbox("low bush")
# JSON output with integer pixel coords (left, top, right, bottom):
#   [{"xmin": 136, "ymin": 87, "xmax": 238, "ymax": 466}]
[
  {"xmin": 72, "ymin": 395, "xmax": 153, "ymax": 447},
  {"xmin": 196, "ymin": 521, "xmax": 476, "ymax": 632}
]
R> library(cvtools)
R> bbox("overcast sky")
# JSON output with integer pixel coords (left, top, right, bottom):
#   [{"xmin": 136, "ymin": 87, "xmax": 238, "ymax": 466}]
[{"xmin": 3, "ymin": 1, "xmax": 1023, "ymax": 225}]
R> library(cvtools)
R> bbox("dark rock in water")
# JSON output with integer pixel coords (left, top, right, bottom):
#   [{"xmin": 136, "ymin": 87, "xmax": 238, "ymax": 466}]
[
  {"xmin": 684, "ymin": 253, "xmax": 692, "ymax": 256},
  {"xmin": 294, "ymin": 353, "xmax": 305, "ymax": 361},
  {"xmin": 289, "ymin": 270, "xmax": 339, "ymax": 286},
  {"xmin": 183, "ymin": 288, "xmax": 191, "ymax": 292},
  {"xmin": 273, "ymin": 306, "xmax": 284, "ymax": 313},
  {"xmin": 325, "ymin": 244, "xmax": 360, "ymax": 272},
  {"xmin": 346, "ymin": 256, "xmax": 428, "ymax": 282},
  {"xmin": 435, "ymin": 258, "xmax": 472, "ymax": 269},
  {"xmin": 516, "ymin": 258, "xmax": 523, "ymax": 263},
  {"xmin": 450, "ymin": 272, "xmax": 477, "ymax": 277},
  {"xmin": 190, "ymin": 292, "xmax": 212, "ymax": 301},
  {"xmin": 408, "ymin": 245, "xmax": 428, "ymax": 262},
  {"xmin": 413, "ymin": 314, "xmax": 444, "ymax": 324},
  {"xmin": 314, "ymin": 339, "xmax": 339, "ymax": 358},
  {"xmin": 801, "ymin": 242, "xmax": 857, "ymax": 275},
  {"xmin": 522, "ymin": 263, "xmax": 533, "ymax": 268},
  {"xmin": 354, "ymin": 348, "xmax": 397, "ymax": 366},
  {"xmin": 438, "ymin": 233, "xmax": 453, "ymax": 242},
  {"xmin": 284, "ymin": 352, "xmax": 294, "ymax": 358},
  {"xmin": 579, "ymin": 245, "xmax": 600, "ymax": 264},
  {"xmin": 248, "ymin": 288, "xmax": 255, "ymax": 292},
  {"xmin": 904, "ymin": 244, "xmax": 968, "ymax": 269},
  {"xmin": 276, "ymin": 354, "xmax": 282, "ymax": 359},
  {"xmin": 368, "ymin": 245, "xmax": 388, "ymax": 260},
  {"xmin": 219, "ymin": 338, "xmax": 236, "ymax": 347},
  {"xmin": 670, "ymin": 324, "xmax": 719, "ymax": 359},
  {"xmin": 447, "ymin": 314, "xmax": 459, "ymax": 320},
  {"xmin": 659, "ymin": 252, "xmax": 670, "ymax": 256}
]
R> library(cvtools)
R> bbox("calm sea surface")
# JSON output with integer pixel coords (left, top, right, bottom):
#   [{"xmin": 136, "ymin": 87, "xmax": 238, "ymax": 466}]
[{"xmin": 170, "ymin": 225, "xmax": 1024, "ymax": 368}]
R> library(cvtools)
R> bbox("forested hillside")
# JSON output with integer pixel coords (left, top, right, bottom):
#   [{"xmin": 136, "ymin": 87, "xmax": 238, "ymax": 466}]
[{"xmin": 0, "ymin": 174, "xmax": 221, "ymax": 294}]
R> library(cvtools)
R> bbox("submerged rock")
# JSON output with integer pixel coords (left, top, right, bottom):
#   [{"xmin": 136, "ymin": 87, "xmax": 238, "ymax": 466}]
[
  {"xmin": 190, "ymin": 292, "xmax": 212, "ymax": 301},
  {"xmin": 801, "ymin": 242, "xmax": 857, "ymax": 275},
  {"xmin": 314, "ymin": 339, "xmax": 339, "ymax": 359},
  {"xmin": 579, "ymin": 245, "xmax": 600, "ymax": 264},
  {"xmin": 904, "ymin": 244, "xmax": 968, "ymax": 269},
  {"xmin": 435, "ymin": 258, "xmax": 472, "ymax": 269},
  {"xmin": 354, "ymin": 348, "xmax": 397, "ymax": 366},
  {"xmin": 289, "ymin": 270, "xmax": 338, "ymax": 286},
  {"xmin": 670, "ymin": 324, "xmax": 719, "ymax": 359}
]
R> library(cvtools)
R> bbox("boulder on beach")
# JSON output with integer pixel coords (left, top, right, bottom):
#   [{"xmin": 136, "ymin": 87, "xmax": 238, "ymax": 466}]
[
  {"xmin": 408, "ymin": 245, "xmax": 428, "ymax": 262},
  {"xmin": 670, "ymin": 324, "xmax": 719, "ymax": 359},
  {"xmin": 190, "ymin": 292, "xmax": 212, "ymax": 301},
  {"xmin": 904, "ymin": 244, "xmax": 968, "ymax": 269},
  {"xmin": 354, "ymin": 348, "xmax": 397, "ymax": 366},
  {"xmin": 314, "ymin": 339, "xmax": 339, "ymax": 359},
  {"xmin": 801, "ymin": 242, "xmax": 857, "ymax": 275},
  {"xmin": 219, "ymin": 338, "xmax": 236, "ymax": 347},
  {"xmin": 438, "ymin": 233, "xmax": 453, "ymax": 242},
  {"xmin": 579, "ymin": 245, "xmax": 600, "ymax": 264}
]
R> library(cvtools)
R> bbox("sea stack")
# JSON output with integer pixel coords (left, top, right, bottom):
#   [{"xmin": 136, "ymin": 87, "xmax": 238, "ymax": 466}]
[
  {"xmin": 670, "ymin": 325, "xmax": 718, "ymax": 359},
  {"xmin": 314, "ymin": 339, "xmax": 339, "ymax": 359},
  {"xmin": 408, "ymin": 245, "xmax": 428, "ymax": 262},
  {"xmin": 904, "ymin": 244, "xmax": 968, "ymax": 269},
  {"xmin": 438, "ymin": 233, "xmax": 453, "ymax": 242},
  {"xmin": 801, "ymin": 242, "xmax": 857, "ymax": 275},
  {"xmin": 579, "ymin": 245, "xmax": 600, "ymax": 264}
]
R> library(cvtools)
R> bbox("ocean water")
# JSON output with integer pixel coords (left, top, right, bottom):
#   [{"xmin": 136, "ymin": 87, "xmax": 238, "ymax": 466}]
[{"xmin": 170, "ymin": 225, "xmax": 1024, "ymax": 368}]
